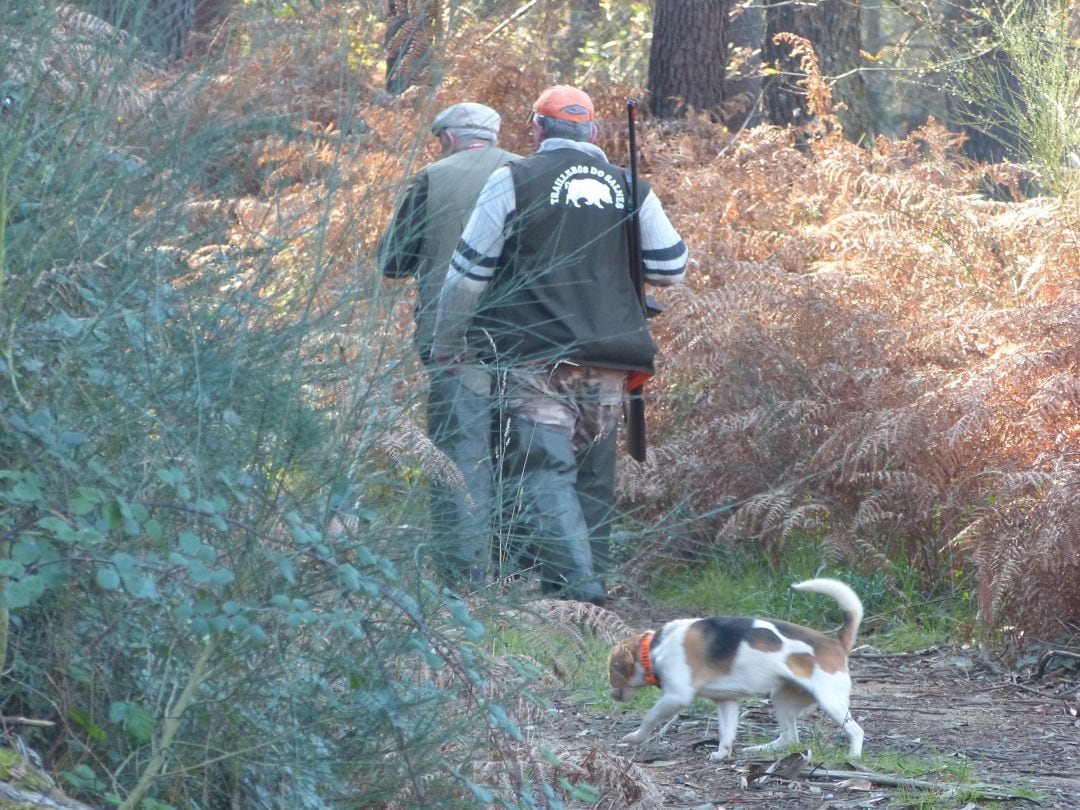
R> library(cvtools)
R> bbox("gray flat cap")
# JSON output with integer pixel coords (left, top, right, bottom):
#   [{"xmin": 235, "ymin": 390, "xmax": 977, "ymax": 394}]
[{"xmin": 430, "ymin": 102, "xmax": 501, "ymax": 136}]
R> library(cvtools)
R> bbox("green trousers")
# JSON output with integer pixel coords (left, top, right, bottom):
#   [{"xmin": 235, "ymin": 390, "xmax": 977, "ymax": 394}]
[{"xmin": 425, "ymin": 365, "xmax": 492, "ymax": 583}]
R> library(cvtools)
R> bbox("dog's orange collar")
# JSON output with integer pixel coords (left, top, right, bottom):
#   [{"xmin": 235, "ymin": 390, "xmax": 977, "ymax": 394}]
[{"xmin": 641, "ymin": 631, "xmax": 660, "ymax": 686}]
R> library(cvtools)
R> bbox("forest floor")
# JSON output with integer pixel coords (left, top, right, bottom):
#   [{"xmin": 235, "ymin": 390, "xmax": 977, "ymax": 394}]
[{"xmin": 547, "ymin": 594, "xmax": 1080, "ymax": 810}]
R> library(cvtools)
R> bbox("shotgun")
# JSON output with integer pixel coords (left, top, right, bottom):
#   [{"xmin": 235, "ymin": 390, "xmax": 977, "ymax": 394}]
[{"xmin": 624, "ymin": 99, "xmax": 647, "ymax": 462}]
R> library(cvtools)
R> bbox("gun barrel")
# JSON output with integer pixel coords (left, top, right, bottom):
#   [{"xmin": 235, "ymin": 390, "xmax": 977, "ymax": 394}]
[{"xmin": 625, "ymin": 99, "xmax": 647, "ymax": 462}]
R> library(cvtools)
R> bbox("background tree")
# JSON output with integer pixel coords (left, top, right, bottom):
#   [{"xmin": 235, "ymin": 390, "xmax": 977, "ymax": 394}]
[
  {"xmin": 647, "ymin": 0, "xmax": 732, "ymax": 120},
  {"xmin": 937, "ymin": 0, "xmax": 1026, "ymax": 162},
  {"xmin": 724, "ymin": 0, "xmax": 766, "ymax": 130},
  {"xmin": 384, "ymin": 0, "xmax": 441, "ymax": 93},
  {"xmin": 932, "ymin": 0, "xmax": 1080, "ymax": 176},
  {"xmin": 763, "ymin": 0, "xmax": 872, "ymax": 143},
  {"xmin": 558, "ymin": 0, "xmax": 604, "ymax": 76},
  {"xmin": 86, "ymin": 0, "xmax": 229, "ymax": 58}
]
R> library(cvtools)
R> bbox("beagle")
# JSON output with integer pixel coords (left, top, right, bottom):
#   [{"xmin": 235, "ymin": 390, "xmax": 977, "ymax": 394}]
[{"xmin": 607, "ymin": 578, "xmax": 864, "ymax": 761}]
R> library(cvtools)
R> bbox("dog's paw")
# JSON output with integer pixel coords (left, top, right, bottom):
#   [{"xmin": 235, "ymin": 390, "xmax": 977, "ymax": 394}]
[
  {"xmin": 707, "ymin": 747, "xmax": 731, "ymax": 762},
  {"xmin": 621, "ymin": 730, "xmax": 647, "ymax": 745}
]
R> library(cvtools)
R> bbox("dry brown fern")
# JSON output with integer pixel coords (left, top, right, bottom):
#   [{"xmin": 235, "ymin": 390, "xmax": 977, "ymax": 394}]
[
  {"xmin": 771, "ymin": 32, "xmax": 840, "ymax": 143},
  {"xmin": 612, "ymin": 110, "xmax": 1080, "ymax": 639},
  {"xmin": 132, "ymin": 4, "xmax": 1080, "ymax": 648},
  {"xmin": 494, "ymin": 599, "xmax": 632, "ymax": 684},
  {"xmin": 384, "ymin": 0, "xmax": 442, "ymax": 94},
  {"xmin": 450, "ymin": 740, "xmax": 665, "ymax": 810},
  {"xmin": 519, "ymin": 599, "xmax": 633, "ymax": 645},
  {"xmin": 3, "ymin": 3, "xmax": 155, "ymax": 119},
  {"xmin": 572, "ymin": 747, "xmax": 665, "ymax": 809}
]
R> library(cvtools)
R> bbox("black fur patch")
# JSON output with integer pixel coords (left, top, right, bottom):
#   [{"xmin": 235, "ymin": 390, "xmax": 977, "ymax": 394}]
[{"xmin": 694, "ymin": 616, "xmax": 755, "ymax": 661}]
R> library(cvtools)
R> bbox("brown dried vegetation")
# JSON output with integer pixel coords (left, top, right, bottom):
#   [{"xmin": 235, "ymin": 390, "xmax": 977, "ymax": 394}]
[
  {"xmin": 7, "ymin": 6, "xmax": 1080, "ymax": 808},
  {"xmin": 16, "ymin": 4, "xmax": 1080, "ymax": 648},
  {"xmin": 624, "ymin": 104, "xmax": 1080, "ymax": 648}
]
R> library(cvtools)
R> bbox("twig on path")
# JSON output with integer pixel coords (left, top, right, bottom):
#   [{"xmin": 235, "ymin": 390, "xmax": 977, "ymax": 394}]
[
  {"xmin": 849, "ymin": 673, "xmax": 902, "ymax": 681},
  {"xmin": 0, "ymin": 715, "xmax": 54, "ymax": 727},
  {"xmin": 1002, "ymin": 680, "xmax": 1063, "ymax": 698},
  {"xmin": 801, "ymin": 766, "xmax": 1038, "ymax": 802},
  {"xmin": 850, "ymin": 646, "xmax": 941, "ymax": 659},
  {"xmin": 1036, "ymin": 649, "xmax": 1080, "ymax": 680}
]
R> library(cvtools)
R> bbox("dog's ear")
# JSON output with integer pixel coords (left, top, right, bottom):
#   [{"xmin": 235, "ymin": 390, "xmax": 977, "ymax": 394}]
[
  {"xmin": 606, "ymin": 646, "xmax": 627, "ymax": 686},
  {"xmin": 607, "ymin": 634, "xmax": 643, "ymax": 687}
]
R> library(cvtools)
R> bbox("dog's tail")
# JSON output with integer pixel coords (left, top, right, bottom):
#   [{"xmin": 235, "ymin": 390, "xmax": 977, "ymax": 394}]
[{"xmin": 791, "ymin": 578, "xmax": 863, "ymax": 651}]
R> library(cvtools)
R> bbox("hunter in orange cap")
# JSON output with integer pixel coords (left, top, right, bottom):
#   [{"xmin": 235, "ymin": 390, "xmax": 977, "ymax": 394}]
[
  {"xmin": 532, "ymin": 85, "xmax": 595, "ymax": 123},
  {"xmin": 432, "ymin": 77, "xmax": 687, "ymax": 607}
]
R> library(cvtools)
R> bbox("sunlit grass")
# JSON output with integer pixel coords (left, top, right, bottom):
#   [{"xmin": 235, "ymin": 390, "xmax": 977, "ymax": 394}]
[{"xmin": 646, "ymin": 540, "xmax": 971, "ymax": 652}]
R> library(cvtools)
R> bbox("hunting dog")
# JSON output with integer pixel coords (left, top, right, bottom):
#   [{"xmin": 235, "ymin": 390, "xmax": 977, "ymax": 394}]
[{"xmin": 607, "ymin": 578, "xmax": 864, "ymax": 761}]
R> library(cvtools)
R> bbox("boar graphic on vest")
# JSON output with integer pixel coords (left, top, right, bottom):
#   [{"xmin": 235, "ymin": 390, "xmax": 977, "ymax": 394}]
[{"xmin": 565, "ymin": 177, "xmax": 613, "ymax": 208}]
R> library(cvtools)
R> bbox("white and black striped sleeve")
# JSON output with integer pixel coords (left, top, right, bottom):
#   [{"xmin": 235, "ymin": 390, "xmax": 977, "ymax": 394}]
[{"xmin": 639, "ymin": 190, "xmax": 687, "ymax": 285}]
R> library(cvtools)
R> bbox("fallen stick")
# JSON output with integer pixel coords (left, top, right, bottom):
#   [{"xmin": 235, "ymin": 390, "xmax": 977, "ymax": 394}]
[
  {"xmin": 1036, "ymin": 649, "xmax": 1080, "ymax": 680},
  {"xmin": 0, "ymin": 715, "xmax": 55, "ymax": 727},
  {"xmin": 802, "ymin": 766, "xmax": 1036, "ymax": 801}
]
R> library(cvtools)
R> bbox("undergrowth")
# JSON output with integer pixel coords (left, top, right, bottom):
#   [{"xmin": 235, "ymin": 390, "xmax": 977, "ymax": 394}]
[
  {"xmin": 3, "ymin": 0, "xmax": 1080, "ymax": 807},
  {"xmin": 649, "ymin": 541, "xmax": 972, "ymax": 651}
]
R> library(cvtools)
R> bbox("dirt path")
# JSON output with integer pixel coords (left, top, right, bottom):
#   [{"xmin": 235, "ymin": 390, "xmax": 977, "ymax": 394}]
[{"xmin": 550, "ymin": 599, "xmax": 1080, "ymax": 809}]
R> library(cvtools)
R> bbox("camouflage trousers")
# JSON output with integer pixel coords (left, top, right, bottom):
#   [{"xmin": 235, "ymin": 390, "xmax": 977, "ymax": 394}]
[
  {"xmin": 502, "ymin": 363, "xmax": 624, "ymax": 450},
  {"xmin": 495, "ymin": 363, "xmax": 624, "ymax": 602}
]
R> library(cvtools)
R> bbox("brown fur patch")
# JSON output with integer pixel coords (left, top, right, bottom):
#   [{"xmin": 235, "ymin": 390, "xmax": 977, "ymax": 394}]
[
  {"xmin": 774, "ymin": 621, "xmax": 848, "ymax": 674},
  {"xmin": 683, "ymin": 623, "xmax": 735, "ymax": 681},
  {"xmin": 747, "ymin": 626, "xmax": 783, "ymax": 652},
  {"xmin": 814, "ymin": 641, "xmax": 848, "ymax": 674},
  {"xmin": 682, "ymin": 625, "xmax": 709, "ymax": 679},
  {"xmin": 786, "ymin": 652, "xmax": 816, "ymax": 678}
]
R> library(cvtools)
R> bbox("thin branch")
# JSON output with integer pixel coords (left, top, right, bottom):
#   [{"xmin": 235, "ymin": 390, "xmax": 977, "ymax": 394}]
[
  {"xmin": 479, "ymin": 0, "xmax": 537, "ymax": 43},
  {"xmin": 117, "ymin": 638, "xmax": 219, "ymax": 810},
  {"xmin": 802, "ymin": 766, "xmax": 1036, "ymax": 801},
  {"xmin": 1036, "ymin": 649, "xmax": 1080, "ymax": 679}
]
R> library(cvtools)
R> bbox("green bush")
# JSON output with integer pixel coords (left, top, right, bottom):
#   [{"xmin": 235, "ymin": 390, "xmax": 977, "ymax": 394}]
[{"xmin": 0, "ymin": 4, "xmax": 561, "ymax": 807}]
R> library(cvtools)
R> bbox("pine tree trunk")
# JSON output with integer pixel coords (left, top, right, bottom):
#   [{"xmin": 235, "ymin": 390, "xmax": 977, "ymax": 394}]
[
  {"xmin": 647, "ymin": 0, "xmax": 731, "ymax": 120},
  {"xmin": 763, "ymin": 0, "xmax": 872, "ymax": 144},
  {"xmin": 92, "ymin": 0, "xmax": 195, "ymax": 58}
]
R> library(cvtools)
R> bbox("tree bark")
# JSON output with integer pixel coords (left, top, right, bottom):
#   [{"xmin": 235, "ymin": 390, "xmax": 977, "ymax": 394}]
[
  {"xmin": 724, "ymin": 1, "xmax": 765, "ymax": 130},
  {"xmin": 763, "ymin": 0, "xmax": 872, "ymax": 145},
  {"xmin": 384, "ymin": 0, "xmax": 441, "ymax": 95},
  {"xmin": 647, "ymin": 0, "xmax": 731, "ymax": 120},
  {"xmin": 91, "ymin": 0, "xmax": 195, "ymax": 58}
]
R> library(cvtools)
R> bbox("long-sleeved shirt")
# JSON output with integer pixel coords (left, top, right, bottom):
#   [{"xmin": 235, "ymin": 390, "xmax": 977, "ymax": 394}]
[{"xmin": 433, "ymin": 138, "xmax": 687, "ymax": 362}]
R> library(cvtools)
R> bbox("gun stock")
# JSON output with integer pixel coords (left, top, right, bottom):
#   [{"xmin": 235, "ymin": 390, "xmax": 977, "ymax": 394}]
[{"xmin": 625, "ymin": 99, "xmax": 647, "ymax": 462}]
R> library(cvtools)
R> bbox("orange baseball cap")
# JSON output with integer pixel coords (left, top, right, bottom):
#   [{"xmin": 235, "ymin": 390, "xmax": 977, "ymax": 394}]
[{"xmin": 532, "ymin": 85, "xmax": 594, "ymax": 123}]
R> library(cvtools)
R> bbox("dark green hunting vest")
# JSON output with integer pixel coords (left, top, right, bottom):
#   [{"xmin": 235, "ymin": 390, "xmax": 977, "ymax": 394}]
[{"xmin": 470, "ymin": 147, "xmax": 656, "ymax": 373}]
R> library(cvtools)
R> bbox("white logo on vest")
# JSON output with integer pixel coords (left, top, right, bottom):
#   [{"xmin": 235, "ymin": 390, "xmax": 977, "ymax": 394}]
[{"xmin": 549, "ymin": 165, "xmax": 626, "ymax": 210}]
